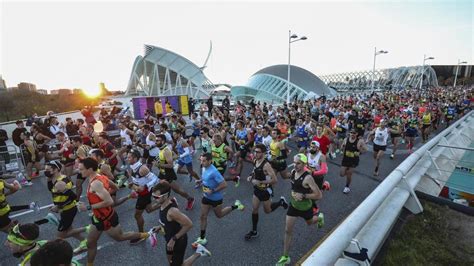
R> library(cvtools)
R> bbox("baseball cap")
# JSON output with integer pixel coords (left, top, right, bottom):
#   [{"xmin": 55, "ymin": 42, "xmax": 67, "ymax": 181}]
[{"xmin": 311, "ymin": 140, "xmax": 320, "ymax": 147}]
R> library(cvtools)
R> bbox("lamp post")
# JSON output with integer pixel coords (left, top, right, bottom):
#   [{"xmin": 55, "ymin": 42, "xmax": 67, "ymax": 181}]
[
  {"xmin": 453, "ymin": 59, "xmax": 468, "ymax": 87},
  {"xmin": 287, "ymin": 30, "xmax": 307, "ymax": 105},
  {"xmin": 419, "ymin": 54, "xmax": 435, "ymax": 89},
  {"xmin": 371, "ymin": 47, "xmax": 388, "ymax": 92}
]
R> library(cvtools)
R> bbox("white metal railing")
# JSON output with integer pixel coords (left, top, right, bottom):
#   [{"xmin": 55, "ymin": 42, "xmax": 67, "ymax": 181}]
[{"xmin": 303, "ymin": 110, "xmax": 474, "ymax": 266}]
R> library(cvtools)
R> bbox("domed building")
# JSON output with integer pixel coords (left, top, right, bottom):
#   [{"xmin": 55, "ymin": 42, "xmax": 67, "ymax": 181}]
[{"xmin": 231, "ymin": 64, "xmax": 337, "ymax": 104}]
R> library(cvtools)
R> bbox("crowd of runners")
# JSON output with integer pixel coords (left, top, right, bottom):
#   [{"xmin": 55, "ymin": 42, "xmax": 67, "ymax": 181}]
[{"xmin": 0, "ymin": 85, "xmax": 472, "ymax": 265}]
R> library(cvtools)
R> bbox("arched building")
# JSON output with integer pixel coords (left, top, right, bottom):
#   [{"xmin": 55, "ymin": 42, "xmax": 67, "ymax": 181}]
[
  {"xmin": 231, "ymin": 64, "xmax": 337, "ymax": 104},
  {"xmin": 125, "ymin": 45, "xmax": 214, "ymax": 99}
]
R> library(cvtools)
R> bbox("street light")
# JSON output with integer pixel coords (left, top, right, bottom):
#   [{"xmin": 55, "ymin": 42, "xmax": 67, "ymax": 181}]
[
  {"xmin": 371, "ymin": 47, "xmax": 388, "ymax": 92},
  {"xmin": 287, "ymin": 30, "xmax": 307, "ymax": 105},
  {"xmin": 419, "ymin": 54, "xmax": 435, "ymax": 89},
  {"xmin": 453, "ymin": 59, "xmax": 468, "ymax": 87}
]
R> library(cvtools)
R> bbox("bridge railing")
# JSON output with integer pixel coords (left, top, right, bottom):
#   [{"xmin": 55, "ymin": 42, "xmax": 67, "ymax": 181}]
[{"xmin": 302, "ymin": 110, "xmax": 474, "ymax": 265}]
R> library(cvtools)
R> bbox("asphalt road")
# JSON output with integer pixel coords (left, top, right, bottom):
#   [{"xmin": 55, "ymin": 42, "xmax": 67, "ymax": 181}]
[{"xmin": 0, "ymin": 133, "xmax": 429, "ymax": 266}]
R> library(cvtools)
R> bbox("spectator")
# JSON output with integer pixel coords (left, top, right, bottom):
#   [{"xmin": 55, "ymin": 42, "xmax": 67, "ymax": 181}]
[
  {"xmin": 65, "ymin": 117, "xmax": 79, "ymax": 136},
  {"xmin": 223, "ymin": 95, "xmax": 230, "ymax": 110},
  {"xmin": 0, "ymin": 124, "xmax": 9, "ymax": 173},
  {"xmin": 206, "ymin": 96, "xmax": 213, "ymax": 117},
  {"xmin": 12, "ymin": 121, "xmax": 27, "ymax": 147},
  {"xmin": 188, "ymin": 97, "xmax": 195, "ymax": 118}
]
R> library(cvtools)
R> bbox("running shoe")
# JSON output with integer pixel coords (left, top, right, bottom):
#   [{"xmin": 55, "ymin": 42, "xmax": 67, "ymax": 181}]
[
  {"xmin": 276, "ymin": 255, "xmax": 291, "ymax": 265},
  {"xmin": 228, "ymin": 161, "xmax": 236, "ymax": 168},
  {"xmin": 317, "ymin": 212, "xmax": 325, "ymax": 228},
  {"xmin": 280, "ymin": 196, "xmax": 289, "ymax": 209},
  {"xmin": 234, "ymin": 176, "xmax": 241, "ymax": 187},
  {"xmin": 12, "ymin": 180, "xmax": 21, "ymax": 190},
  {"xmin": 336, "ymin": 149, "xmax": 340, "ymax": 154},
  {"xmin": 390, "ymin": 154, "xmax": 394, "ymax": 159},
  {"xmin": 73, "ymin": 239, "xmax": 88, "ymax": 254},
  {"xmin": 186, "ymin": 198, "xmax": 195, "ymax": 210},
  {"xmin": 147, "ymin": 228, "xmax": 158, "ymax": 248},
  {"xmin": 322, "ymin": 181, "xmax": 331, "ymax": 191},
  {"xmin": 194, "ymin": 180, "xmax": 202, "ymax": 189},
  {"xmin": 312, "ymin": 207, "xmax": 319, "ymax": 216},
  {"xmin": 46, "ymin": 213, "xmax": 59, "ymax": 226},
  {"xmin": 192, "ymin": 237, "xmax": 208, "ymax": 249},
  {"xmin": 116, "ymin": 175, "xmax": 127, "ymax": 188},
  {"xmin": 244, "ymin": 230, "xmax": 259, "ymax": 241},
  {"xmin": 31, "ymin": 172, "xmax": 39, "ymax": 178},
  {"xmin": 85, "ymin": 225, "xmax": 91, "ymax": 234},
  {"xmin": 20, "ymin": 179, "xmax": 33, "ymax": 187},
  {"xmin": 29, "ymin": 201, "xmax": 40, "ymax": 213},
  {"xmin": 234, "ymin": 200, "xmax": 245, "ymax": 211},
  {"xmin": 343, "ymin": 187, "xmax": 351, "ymax": 194},
  {"xmin": 195, "ymin": 244, "xmax": 212, "ymax": 257},
  {"xmin": 331, "ymin": 152, "xmax": 337, "ymax": 159}
]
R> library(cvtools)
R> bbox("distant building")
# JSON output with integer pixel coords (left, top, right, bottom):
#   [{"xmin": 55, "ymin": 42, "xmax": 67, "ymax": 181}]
[
  {"xmin": 37, "ymin": 89, "xmax": 48, "ymax": 95},
  {"xmin": 7, "ymin": 87, "xmax": 18, "ymax": 92},
  {"xmin": 73, "ymin": 88, "xmax": 83, "ymax": 94},
  {"xmin": 50, "ymin": 89, "xmax": 72, "ymax": 95},
  {"xmin": 0, "ymin": 76, "xmax": 7, "ymax": 92},
  {"xmin": 18, "ymin": 82, "xmax": 37, "ymax": 92}
]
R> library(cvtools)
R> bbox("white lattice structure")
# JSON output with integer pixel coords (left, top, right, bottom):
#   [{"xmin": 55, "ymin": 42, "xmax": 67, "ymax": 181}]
[
  {"xmin": 320, "ymin": 66, "xmax": 439, "ymax": 91},
  {"xmin": 125, "ymin": 45, "xmax": 214, "ymax": 99}
]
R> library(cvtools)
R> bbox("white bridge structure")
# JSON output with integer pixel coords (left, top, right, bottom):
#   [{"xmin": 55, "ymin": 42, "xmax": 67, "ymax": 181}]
[
  {"xmin": 125, "ymin": 44, "xmax": 215, "ymax": 99},
  {"xmin": 303, "ymin": 110, "xmax": 474, "ymax": 265}
]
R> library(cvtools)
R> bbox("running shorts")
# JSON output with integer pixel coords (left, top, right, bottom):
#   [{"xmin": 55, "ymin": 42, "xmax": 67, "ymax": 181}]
[
  {"xmin": 201, "ymin": 197, "xmax": 223, "ymax": 208},
  {"xmin": 58, "ymin": 207, "xmax": 78, "ymax": 232},
  {"xmin": 166, "ymin": 235, "xmax": 188, "ymax": 266},
  {"xmin": 287, "ymin": 205, "xmax": 313, "ymax": 221},
  {"xmin": 136, "ymin": 192, "xmax": 152, "ymax": 210},
  {"xmin": 253, "ymin": 187, "xmax": 272, "ymax": 202},
  {"xmin": 373, "ymin": 144, "xmax": 387, "ymax": 152}
]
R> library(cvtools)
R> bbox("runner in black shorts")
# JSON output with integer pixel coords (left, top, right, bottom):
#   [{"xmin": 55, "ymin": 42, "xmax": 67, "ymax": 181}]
[
  {"xmin": 340, "ymin": 129, "xmax": 368, "ymax": 194},
  {"xmin": 151, "ymin": 182, "xmax": 211, "ymax": 266},
  {"xmin": 245, "ymin": 144, "xmax": 288, "ymax": 240}
]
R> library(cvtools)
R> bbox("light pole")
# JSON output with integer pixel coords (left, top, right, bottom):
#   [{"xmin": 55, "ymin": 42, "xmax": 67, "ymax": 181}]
[
  {"xmin": 419, "ymin": 54, "xmax": 435, "ymax": 89},
  {"xmin": 371, "ymin": 47, "xmax": 388, "ymax": 92},
  {"xmin": 287, "ymin": 30, "xmax": 307, "ymax": 105},
  {"xmin": 453, "ymin": 59, "xmax": 468, "ymax": 87}
]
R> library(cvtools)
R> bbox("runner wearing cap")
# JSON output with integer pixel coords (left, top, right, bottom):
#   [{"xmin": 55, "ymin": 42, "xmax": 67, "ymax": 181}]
[
  {"xmin": 341, "ymin": 129, "xmax": 368, "ymax": 194},
  {"xmin": 276, "ymin": 153, "xmax": 323, "ymax": 266},
  {"xmin": 306, "ymin": 141, "xmax": 330, "ymax": 214}
]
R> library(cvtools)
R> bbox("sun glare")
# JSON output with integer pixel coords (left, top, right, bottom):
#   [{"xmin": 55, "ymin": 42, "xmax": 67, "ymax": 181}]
[{"xmin": 84, "ymin": 86, "xmax": 101, "ymax": 98}]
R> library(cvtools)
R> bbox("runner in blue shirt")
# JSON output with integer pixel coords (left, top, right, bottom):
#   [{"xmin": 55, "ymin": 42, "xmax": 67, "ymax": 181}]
[{"xmin": 192, "ymin": 153, "xmax": 245, "ymax": 248}]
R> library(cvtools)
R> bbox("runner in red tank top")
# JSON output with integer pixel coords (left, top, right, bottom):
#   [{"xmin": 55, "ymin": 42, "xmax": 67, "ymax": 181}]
[{"xmin": 77, "ymin": 158, "xmax": 152, "ymax": 265}]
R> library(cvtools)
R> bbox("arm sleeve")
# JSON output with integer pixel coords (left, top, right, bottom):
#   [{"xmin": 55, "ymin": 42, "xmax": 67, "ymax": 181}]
[{"xmin": 312, "ymin": 162, "xmax": 328, "ymax": 176}]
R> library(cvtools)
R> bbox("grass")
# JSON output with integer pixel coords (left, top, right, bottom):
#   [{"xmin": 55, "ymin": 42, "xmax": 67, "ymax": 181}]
[{"xmin": 381, "ymin": 200, "xmax": 474, "ymax": 266}]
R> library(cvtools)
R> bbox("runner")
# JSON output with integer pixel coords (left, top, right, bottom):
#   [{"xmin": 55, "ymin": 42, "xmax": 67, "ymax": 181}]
[
  {"xmin": 97, "ymin": 132, "xmax": 119, "ymax": 174},
  {"xmin": 367, "ymin": 119, "xmax": 390, "ymax": 176},
  {"xmin": 230, "ymin": 120, "xmax": 249, "ymax": 185},
  {"xmin": 117, "ymin": 122, "xmax": 134, "ymax": 169},
  {"xmin": 44, "ymin": 160, "xmax": 88, "ymax": 254},
  {"xmin": 30, "ymin": 239, "xmax": 80, "ymax": 266},
  {"xmin": 4, "ymin": 223, "xmax": 44, "ymax": 266},
  {"xmin": 151, "ymin": 181, "xmax": 212, "ymax": 266},
  {"xmin": 245, "ymin": 144, "xmax": 288, "ymax": 240},
  {"xmin": 388, "ymin": 115, "xmax": 402, "ymax": 159},
  {"xmin": 295, "ymin": 118, "xmax": 310, "ymax": 151},
  {"xmin": 341, "ymin": 129, "xmax": 368, "ymax": 193},
  {"xmin": 306, "ymin": 141, "xmax": 330, "ymax": 214},
  {"xmin": 173, "ymin": 130, "xmax": 200, "ymax": 182},
  {"xmin": 404, "ymin": 120, "xmax": 419, "ymax": 154},
  {"xmin": 126, "ymin": 149, "xmax": 159, "ymax": 244},
  {"xmin": 276, "ymin": 154, "xmax": 323, "ymax": 266},
  {"xmin": 140, "ymin": 125, "xmax": 160, "ymax": 169},
  {"xmin": 269, "ymin": 129, "xmax": 291, "ymax": 179},
  {"xmin": 77, "ymin": 158, "xmax": 153, "ymax": 265},
  {"xmin": 71, "ymin": 136, "xmax": 91, "ymax": 200},
  {"xmin": 192, "ymin": 153, "xmax": 245, "ymax": 248},
  {"xmin": 420, "ymin": 109, "xmax": 432, "ymax": 143},
  {"xmin": 19, "ymin": 132, "xmax": 42, "ymax": 186},
  {"xmin": 211, "ymin": 134, "xmax": 237, "ymax": 184},
  {"xmin": 155, "ymin": 134, "xmax": 195, "ymax": 210},
  {"xmin": 53, "ymin": 132, "xmax": 75, "ymax": 179}
]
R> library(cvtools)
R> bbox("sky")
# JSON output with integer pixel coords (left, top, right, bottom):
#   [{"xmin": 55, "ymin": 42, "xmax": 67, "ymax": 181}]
[{"xmin": 1, "ymin": 0, "xmax": 473, "ymax": 92}]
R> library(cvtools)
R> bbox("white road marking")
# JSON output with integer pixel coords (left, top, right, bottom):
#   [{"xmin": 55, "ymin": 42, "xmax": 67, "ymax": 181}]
[{"xmin": 10, "ymin": 195, "xmax": 87, "ymax": 218}]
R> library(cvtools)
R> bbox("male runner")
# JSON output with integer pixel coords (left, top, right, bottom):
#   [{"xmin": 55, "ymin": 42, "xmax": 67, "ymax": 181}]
[
  {"xmin": 341, "ymin": 129, "xmax": 368, "ymax": 193},
  {"xmin": 245, "ymin": 144, "xmax": 288, "ymax": 240},
  {"xmin": 192, "ymin": 153, "xmax": 244, "ymax": 247},
  {"xmin": 71, "ymin": 136, "xmax": 91, "ymax": 200},
  {"xmin": 173, "ymin": 130, "xmax": 200, "ymax": 182},
  {"xmin": 367, "ymin": 119, "xmax": 390, "ymax": 176},
  {"xmin": 306, "ymin": 141, "xmax": 330, "ymax": 214},
  {"xmin": 269, "ymin": 129, "xmax": 290, "ymax": 179},
  {"xmin": 4, "ymin": 223, "xmax": 44, "ymax": 266},
  {"xmin": 77, "ymin": 158, "xmax": 153, "ymax": 265},
  {"xmin": 151, "ymin": 181, "xmax": 212, "ymax": 266},
  {"xmin": 276, "ymin": 154, "xmax": 323, "ymax": 266}
]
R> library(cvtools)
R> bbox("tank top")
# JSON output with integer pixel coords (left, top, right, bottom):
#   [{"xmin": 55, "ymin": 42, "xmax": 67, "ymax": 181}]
[
  {"xmin": 177, "ymin": 140, "xmax": 192, "ymax": 164},
  {"xmin": 235, "ymin": 129, "xmax": 247, "ymax": 146},
  {"xmin": 48, "ymin": 175, "xmax": 77, "ymax": 211},
  {"xmin": 201, "ymin": 137, "xmax": 211, "ymax": 154},
  {"xmin": 307, "ymin": 152, "xmax": 322, "ymax": 170},
  {"xmin": 343, "ymin": 138, "xmax": 360, "ymax": 159},
  {"xmin": 211, "ymin": 143, "xmax": 227, "ymax": 168},
  {"xmin": 131, "ymin": 162, "xmax": 150, "ymax": 196},
  {"xmin": 422, "ymin": 113, "xmax": 431, "ymax": 125},
  {"xmin": 87, "ymin": 175, "xmax": 114, "ymax": 220},
  {"xmin": 289, "ymin": 171, "xmax": 312, "ymax": 211},
  {"xmin": 253, "ymin": 159, "xmax": 269, "ymax": 190},
  {"xmin": 0, "ymin": 180, "xmax": 10, "ymax": 216},
  {"xmin": 296, "ymin": 125, "xmax": 308, "ymax": 140},
  {"xmin": 159, "ymin": 202, "xmax": 182, "ymax": 242},
  {"xmin": 158, "ymin": 146, "xmax": 175, "ymax": 177},
  {"xmin": 373, "ymin": 127, "xmax": 389, "ymax": 146},
  {"xmin": 120, "ymin": 129, "xmax": 133, "ymax": 146},
  {"xmin": 33, "ymin": 132, "xmax": 45, "ymax": 146},
  {"xmin": 269, "ymin": 140, "xmax": 281, "ymax": 160},
  {"xmin": 100, "ymin": 142, "xmax": 118, "ymax": 166}
]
